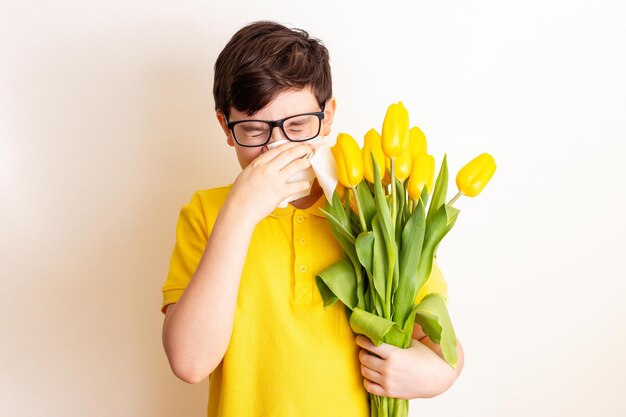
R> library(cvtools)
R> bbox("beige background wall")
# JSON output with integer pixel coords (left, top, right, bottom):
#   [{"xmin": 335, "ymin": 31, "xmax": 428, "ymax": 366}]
[{"xmin": 2, "ymin": 1, "xmax": 625, "ymax": 416}]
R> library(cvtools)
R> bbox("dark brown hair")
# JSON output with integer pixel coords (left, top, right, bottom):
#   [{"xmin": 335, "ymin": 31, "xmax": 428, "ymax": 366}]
[{"xmin": 213, "ymin": 21, "xmax": 332, "ymax": 118}]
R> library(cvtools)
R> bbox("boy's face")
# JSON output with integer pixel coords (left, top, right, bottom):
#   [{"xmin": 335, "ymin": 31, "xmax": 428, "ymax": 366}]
[{"xmin": 216, "ymin": 87, "xmax": 336, "ymax": 170}]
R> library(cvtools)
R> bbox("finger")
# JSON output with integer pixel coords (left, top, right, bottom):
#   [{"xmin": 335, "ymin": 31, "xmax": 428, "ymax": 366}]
[
  {"xmin": 279, "ymin": 156, "xmax": 311, "ymax": 179},
  {"xmin": 282, "ymin": 180, "xmax": 312, "ymax": 198},
  {"xmin": 356, "ymin": 335, "xmax": 393, "ymax": 360},
  {"xmin": 252, "ymin": 141, "xmax": 302, "ymax": 167},
  {"xmin": 267, "ymin": 143, "xmax": 313, "ymax": 171},
  {"xmin": 360, "ymin": 364, "xmax": 383, "ymax": 385},
  {"xmin": 363, "ymin": 378, "xmax": 385, "ymax": 397},
  {"xmin": 253, "ymin": 141, "xmax": 306, "ymax": 167},
  {"xmin": 358, "ymin": 349, "xmax": 385, "ymax": 373}
]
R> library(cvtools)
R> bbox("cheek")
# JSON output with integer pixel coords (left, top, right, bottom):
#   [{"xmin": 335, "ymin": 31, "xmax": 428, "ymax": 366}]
[{"xmin": 235, "ymin": 146, "xmax": 264, "ymax": 168}]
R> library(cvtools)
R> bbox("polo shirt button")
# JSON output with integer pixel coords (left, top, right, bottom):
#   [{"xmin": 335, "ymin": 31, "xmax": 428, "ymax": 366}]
[
  {"xmin": 299, "ymin": 237, "xmax": 306, "ymax": 245},
  {"xmin": 296, "ymin": 215, "xmax": 305, "ymax": 223},
  {"xmin": 298, "ymin": 265, "xmax": 308, "ymax": 273}
]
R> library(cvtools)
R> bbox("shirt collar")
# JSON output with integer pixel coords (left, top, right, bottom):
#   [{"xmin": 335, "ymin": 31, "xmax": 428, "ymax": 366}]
[
  {"xmin": 223, "ymin": 183, "xmax": 327, "ymax": 219},
  {"xmin": 269, "ymin": 191, "xmax": 328, "ymax": 219},
  {"xmin": 303, "ymin": 192, "xmax": 328, "ymax": 218}
]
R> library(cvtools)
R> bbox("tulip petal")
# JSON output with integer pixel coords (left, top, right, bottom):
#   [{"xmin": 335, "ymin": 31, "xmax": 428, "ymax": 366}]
[
  {"xmin": 456, "ymin": 153, "xmax": 496, "ymax": 197},
  {"xmin": 409, "ymin": 126, "xmax": 427, "ymax": 157}
]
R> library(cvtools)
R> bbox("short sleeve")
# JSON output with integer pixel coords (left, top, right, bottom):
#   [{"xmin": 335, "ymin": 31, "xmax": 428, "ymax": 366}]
[
  {"xmin": 415, "ymin": 257, "xmax": 448, "ymax": 305},
  {"xmin": 161, "ymin": 192, "xmax": 208, "ymax": 314}
]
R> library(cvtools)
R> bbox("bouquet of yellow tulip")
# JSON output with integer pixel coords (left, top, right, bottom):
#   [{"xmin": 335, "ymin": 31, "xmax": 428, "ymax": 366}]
[{"xmin": 315, "ymin": 102, "xmax": 496, "ymax": 417}]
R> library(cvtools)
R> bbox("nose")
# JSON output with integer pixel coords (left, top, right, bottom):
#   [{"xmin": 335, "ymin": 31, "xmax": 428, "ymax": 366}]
[{"xmin": 267, "ymin": 125, "xmax": 288, "ymax": 144}]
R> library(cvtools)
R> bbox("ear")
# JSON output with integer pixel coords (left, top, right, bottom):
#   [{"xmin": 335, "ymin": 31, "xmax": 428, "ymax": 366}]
[
  {"xmin": 216, "ymin": 111, "xmax": 235, "ymax": 147},
  {"xmin": 322, "ymin": 97, "xmax": 337, "ymax": 137}
]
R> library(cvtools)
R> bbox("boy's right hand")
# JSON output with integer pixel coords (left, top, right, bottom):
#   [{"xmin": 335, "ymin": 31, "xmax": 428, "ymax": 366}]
[{"xmin": 224, "ymin": 142, "xmax": 314, "ymax": 227}]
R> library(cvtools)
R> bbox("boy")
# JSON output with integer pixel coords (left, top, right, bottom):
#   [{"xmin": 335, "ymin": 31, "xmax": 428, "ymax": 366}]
[{"xmin": 161, "ymin": 21, "xmax": 464, "ymax": 417}]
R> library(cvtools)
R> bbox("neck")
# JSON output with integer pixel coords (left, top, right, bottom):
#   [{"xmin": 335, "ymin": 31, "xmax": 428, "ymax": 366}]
[{"xmin": 290, "ymin": 179, "xmax": 323, "ymax": 209}]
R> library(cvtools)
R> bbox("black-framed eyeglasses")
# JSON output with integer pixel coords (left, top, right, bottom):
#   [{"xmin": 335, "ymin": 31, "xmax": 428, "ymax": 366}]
[{"xmin": 225, "ymin": 102, "xmax": 326, "ymax": 147}]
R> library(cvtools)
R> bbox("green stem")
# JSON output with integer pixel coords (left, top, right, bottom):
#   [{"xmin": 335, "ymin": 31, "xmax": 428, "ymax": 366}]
[
  {"xmin": 371, "ymin": 393, "xmax": 379, "ymax": 417},
  {"xmin": 448, "ymin": 190, "xmax": 463, "ymax": 206},
  {"xmin": 402, "ymin": 179, "xmax": 409, "ymax": 221},
  {"xmin": 351, "ymin": 185, "xmax": 368, "ymax": 232},
  {"xmin": 390, "ymin": 158, "xmax": 397, "ymax": 224},
  {"xmin": 344, "ymin": 189, "xmax": 351, "ymax": 222},
  {"xmin": 384, "ymin": 258, "xmax": 393, "ymax": 319},
  {"xmin": 370, "ymin": 395, "xmax": 409, "ymax": 417}
]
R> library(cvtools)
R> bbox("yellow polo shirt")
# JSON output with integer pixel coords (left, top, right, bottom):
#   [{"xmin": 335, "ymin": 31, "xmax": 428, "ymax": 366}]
[{"xmin": 161, "ymin": 185, "xmax": 448, "ymax": 417}]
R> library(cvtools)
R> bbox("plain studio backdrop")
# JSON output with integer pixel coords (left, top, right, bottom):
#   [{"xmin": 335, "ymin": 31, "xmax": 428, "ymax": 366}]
[{"xmin": 1, "ymin": 1, "xmax": 625, "ymax": 416}]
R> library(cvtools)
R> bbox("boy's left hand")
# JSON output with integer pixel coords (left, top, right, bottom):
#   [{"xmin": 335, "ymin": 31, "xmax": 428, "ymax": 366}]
[{"xmin": 355, "ymin": 334, "xmax": 457, "ymax": 400}]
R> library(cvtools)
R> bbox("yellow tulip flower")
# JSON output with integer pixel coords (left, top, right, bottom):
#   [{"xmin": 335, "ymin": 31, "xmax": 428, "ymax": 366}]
[
  {"xmin": 409, "ymin": 126, "xmax": 427, "ymax": 159},
  {"xmin": 392, "ymin": 148, "xmax": 412, "ymax": 182},
  {"xmin": 382, "ymin": 158, "xmax": 391, "ymax": 186},
  {"xmin": 455, "ymin": 153, "xmax": 496, "ymax": 197},
  {"xmin": 335, "ymin": 183, "xmax": 346, "ymax": 200},
  {"xmin": 381, "ymin": 102, "xmax": 409, "ymax": 158},
  {"xmin": 407, "ymin": 152, "xmax": 435, "ymax": 200},
  {"xmin": 362, "ymin": 128, "xmax": 386, "ymax": 183},
  {"xmin": 332, "ymin": 133, "xmax": 364, "ymax": 188}
]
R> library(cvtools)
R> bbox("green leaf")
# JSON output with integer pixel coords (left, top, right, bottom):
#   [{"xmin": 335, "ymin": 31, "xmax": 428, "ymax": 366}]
[
  {"xmin": 432, "ymin": 202, "xmax": 460, "ymax": 258},
  {"xmin": 372, "ymin": 287, "xmax": 383, "ymax": 317},
  {"xmin": 372, "ymin": 161, "xmax": 394, "ymax": 246},
  {"xmin": 427, "ymin": 154, "xmax": 449, "ymax": 224},
  {"xmin": 355, "ymin": 231, "xmax": 375, "ymax": 277},
  {"xmin": 321, "ymin": 192, "xmax": 367, "ymax": 309},
  {"xmin": 320, "ymin": 208, "xmax": 355, "ymax": 245},
  {"xmin": 419, "ymin": 183, "xmax": 430, "ymax": 209},
  {"xmin": 321, "ymin": 208, "xmax": 358, "ymax": 264},
  {"xmin": 392, "ymin": 196, "xmax": 426, "ymax": 325},
  {"xmin": 349, "ymin": 307, "xmax": 405, "ymax": 347},
  {"xmin": 330, "ymin": 189, "xmax": 350, "ymax": 228},
  {"xmin": 415, "ymin": 204, "xmax": 460, "ymax": 307},
  {"xmin": 321, "ymin": 194, "xmax": 355, "ymax": 247},
  {"xmin": 373, "ymin": 159, "xmax": 397, "ymax": 317},
  {"xmin": 315, "ymin": 258, "xmax": 358, "ymax": 310},
  {"xmin": 363, "ymin": 282, "xmax": 371, "ymax": 312},
  {"xmin": 414, "ymin": 293, "xmax": 458, "ymax": 368},
  {"xmin": 356, "ymin": 181, "xmax": 376, "ymax": 230},
  {"xmin": 349, "ymin": 209, "xmax": 361, "ymax": 236},
  {"xmin": 383, "ymin": 318, "xmax": 409, "ymax": 348},
  {"xmin": 371, "ymin": 215, "xmax": 388, "ymax": 302},
  {"xmin": 316, "ymin": 277, "xmax": 338, "ymax": 307}
]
